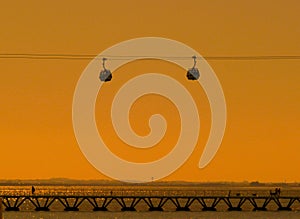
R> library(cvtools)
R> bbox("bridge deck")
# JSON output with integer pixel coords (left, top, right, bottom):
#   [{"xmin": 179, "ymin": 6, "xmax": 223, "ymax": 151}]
[{"xmin": 1, "ymin": 195, "xmax": 299, "ymax": 212}]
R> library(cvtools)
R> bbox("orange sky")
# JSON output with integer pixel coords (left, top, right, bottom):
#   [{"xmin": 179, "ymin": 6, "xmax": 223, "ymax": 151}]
[{"xmin": 0, "ymin": 0, "xmax": 299, "ymax": 182}]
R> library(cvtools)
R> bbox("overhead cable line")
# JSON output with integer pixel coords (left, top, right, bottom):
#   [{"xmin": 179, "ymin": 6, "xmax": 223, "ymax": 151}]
[{"xmin": 0, "ymin": 53, "xmax": 300, "ymax": 61}]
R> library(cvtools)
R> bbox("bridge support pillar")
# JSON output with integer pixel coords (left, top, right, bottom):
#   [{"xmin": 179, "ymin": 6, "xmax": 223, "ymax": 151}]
[
  {"xmin": 93, "ymin": 207, "xmax": 108, "ymax": 211},
  {"xmin": 228, "ymin": 207, "xmax": 242, "ymax": 211},
  {"xmin": 149, "ymin": 207, "xmax": 163, "ymax": 211},
  {"xmin": 121, "ymin": 207, "xmax": 136, "ymax": 211},
  {"xmin": 253, "ymin": 207, "xmax": 267, "ymax": 211},
  {"xmin": 278, "ymin": 207, "xmax": 292, "ymax": 211},
  {"xmin": 64, "ymin": 207, "xmax": 79, "ymax": 211},
  {"xmin": 5, "ymin": 207, "xmax": 19, "ymax": 211},
  {"xmin": 202, "ymin": 207, "xmax": 216, "ymax": 211},
  {"xmin": 35, "ymin": 207, "xmax": 49, "ymax": 211},
  {"xmin": 176, "ymin": 206, "xmax": 190, "ymax": 211}
]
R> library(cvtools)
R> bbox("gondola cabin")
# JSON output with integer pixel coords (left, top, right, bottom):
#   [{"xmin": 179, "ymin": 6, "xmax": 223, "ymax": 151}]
[
  {"xmin": 99, "ymin": 69, "xmax": 112, "ymax": 82},
  {"xmin": 186, "ymin": 67, "xmax": 200, "ymax": 80}
]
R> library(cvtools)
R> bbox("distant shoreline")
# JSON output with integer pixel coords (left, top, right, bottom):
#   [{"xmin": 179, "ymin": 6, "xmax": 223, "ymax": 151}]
[{"xmin": 0, "ymin": 179, "xmax": 298, "ymax": 187}]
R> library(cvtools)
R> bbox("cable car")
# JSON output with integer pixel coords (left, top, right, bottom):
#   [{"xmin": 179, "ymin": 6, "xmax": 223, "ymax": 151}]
[
  {"xmin": 99, "ymin": 69, "xmax": 112, "ymax": 82},
  {"xmin": 186, "ymin": 56, "xmax": 200, "ymax": 80},
  {"xmin": 187, "ymin": 68, "xmax": 200, "ymax": 80},
  {"xmin": 99, "ymin": 58, "xmax": 112, "ymax": 82}
]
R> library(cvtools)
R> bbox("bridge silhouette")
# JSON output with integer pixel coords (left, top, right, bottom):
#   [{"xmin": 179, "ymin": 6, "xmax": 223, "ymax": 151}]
[{"xmin": 1, "ymin": 194, "xmax": 299, "ymax": 212}]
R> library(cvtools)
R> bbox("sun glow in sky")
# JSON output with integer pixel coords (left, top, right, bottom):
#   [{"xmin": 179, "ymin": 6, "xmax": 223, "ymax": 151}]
[{"xmin": 0, "ymin": 0, "xmax": 299, "ymax": 182}]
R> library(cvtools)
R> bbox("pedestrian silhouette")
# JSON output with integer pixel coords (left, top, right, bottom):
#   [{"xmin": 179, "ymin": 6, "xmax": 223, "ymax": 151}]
[{"xmin": 31, "ymin": 186, "xmax": 35, "ymax": 194}]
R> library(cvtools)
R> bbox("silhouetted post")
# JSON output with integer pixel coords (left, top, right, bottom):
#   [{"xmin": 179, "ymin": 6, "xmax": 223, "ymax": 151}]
[
  {"xmin": 32, "ymin": 186, "xmax": 36, "ymax": 194},
  {"xmin": 0, "ymin": 197, "xmax": 2, "ymax": 219}
]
